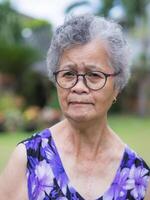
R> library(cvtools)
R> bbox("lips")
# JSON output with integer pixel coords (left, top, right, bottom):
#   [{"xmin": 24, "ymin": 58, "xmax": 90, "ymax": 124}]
[
  {"xmin": 68, "ymin": 96, "xmax": 94, "ymax": 105},
  {"xmin": 68, "ymin": 101, "xmax": 94, "ymax": 105}
]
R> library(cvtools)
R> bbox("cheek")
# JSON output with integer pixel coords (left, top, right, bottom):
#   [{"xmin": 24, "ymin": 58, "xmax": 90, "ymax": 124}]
[
  {"xmin": 94, "ymin": 86, "xmax": 115, "ymax": 110},
  {"xmin": 95, "ymin": 93, "xmax": 112, "ymax": 107}
]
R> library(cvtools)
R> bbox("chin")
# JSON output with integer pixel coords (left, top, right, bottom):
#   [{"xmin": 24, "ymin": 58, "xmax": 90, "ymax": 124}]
[{"xmin": 64, "ymin": 111, "xmax": 95, "ymax": 123}]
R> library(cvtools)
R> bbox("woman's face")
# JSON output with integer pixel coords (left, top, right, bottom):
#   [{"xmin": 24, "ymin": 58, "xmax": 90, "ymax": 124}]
[{"xmin": 56, "ymin": 39, "xmax": 118, "ymax": 123}]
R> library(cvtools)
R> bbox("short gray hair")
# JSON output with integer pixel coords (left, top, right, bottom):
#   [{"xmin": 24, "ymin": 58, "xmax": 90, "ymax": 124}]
[{"xmin": 47, "ymin": 14, "xmax": 131, "ymax": 92}]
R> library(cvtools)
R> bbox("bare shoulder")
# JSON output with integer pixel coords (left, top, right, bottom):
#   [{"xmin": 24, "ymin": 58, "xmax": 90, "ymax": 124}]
[
  {"xmin": 1, "ymin": 143, "xmax": 27, "ymax": 172},
  {"xmin": 144, "ymin": 179, "xmax": 150, "ymax": 200},
  {"xmin": 0, "ymin": 143, "xmax": 28, "ymax": 200},
  {"xmin": 50, "ymin": 119, "xmax": 66, "ymax": 138}
]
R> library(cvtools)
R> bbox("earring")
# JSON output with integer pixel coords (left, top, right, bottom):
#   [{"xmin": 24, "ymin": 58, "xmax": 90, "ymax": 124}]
[{"xmin": 113, "ymin": 97, "xmax": 117, "ymax": 104}]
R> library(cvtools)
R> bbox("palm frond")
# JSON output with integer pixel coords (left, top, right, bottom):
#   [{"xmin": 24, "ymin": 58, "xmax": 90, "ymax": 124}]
[{"xmin": 65, "ymin": 1, "xmax": 90, "ymax": 14}]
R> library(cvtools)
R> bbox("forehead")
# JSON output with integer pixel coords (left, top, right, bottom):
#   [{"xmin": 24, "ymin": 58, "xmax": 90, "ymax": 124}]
[{"xmin": 59, "ymin": 38, "xmax": 111, "ymax": 70}]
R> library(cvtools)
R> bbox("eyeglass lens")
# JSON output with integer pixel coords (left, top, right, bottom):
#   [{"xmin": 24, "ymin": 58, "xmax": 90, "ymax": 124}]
[{"xmin": 55, "ymin": 70, "xmax": 107, "ymax": 90}]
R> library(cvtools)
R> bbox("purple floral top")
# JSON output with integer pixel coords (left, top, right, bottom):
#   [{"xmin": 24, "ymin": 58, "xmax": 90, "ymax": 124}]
[{"xmin": 22, "ymin": 128, "xmax": 150, "ymax": 200}]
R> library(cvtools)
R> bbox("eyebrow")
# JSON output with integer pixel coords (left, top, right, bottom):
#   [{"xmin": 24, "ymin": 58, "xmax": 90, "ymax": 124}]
[
  {"xmin": 59, "ymin": 63, "xmax": 101, "ymax": 71},
  {"xmin": 84, "ymin": 64, "xmax": 100, "ymax": 70},
  {"xmin": 59, "ymin": 63, "xmax": 77, "ymax": 69}
]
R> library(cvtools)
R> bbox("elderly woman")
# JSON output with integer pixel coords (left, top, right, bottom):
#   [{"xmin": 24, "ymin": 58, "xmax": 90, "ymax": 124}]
[{"xmin": 0, "ymin": 14, "xmax": 150, "ymax": 200}]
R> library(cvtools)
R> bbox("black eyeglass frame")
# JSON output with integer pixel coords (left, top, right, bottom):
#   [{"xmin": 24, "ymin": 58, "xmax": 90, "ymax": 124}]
[{"xmin": 53, "ymin": 69, "xmax": 121, "ymax": 91}]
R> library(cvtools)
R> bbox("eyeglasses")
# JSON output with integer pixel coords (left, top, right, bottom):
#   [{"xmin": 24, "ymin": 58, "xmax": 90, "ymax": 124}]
[{"xmin": 53, "ymin": 70, "xmax": 120, "ymax": 91}]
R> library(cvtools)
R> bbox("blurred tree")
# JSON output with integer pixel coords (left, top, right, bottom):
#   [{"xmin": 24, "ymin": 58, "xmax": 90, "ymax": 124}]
[
  {"xmin": 20, "ymin": 70, "xmax": 49, "ymax": 107},
  {"xmin": 0, "ymin": 42, "xmax": 39, "ymax": 76},
  {"xmin": 65, "ymin": 0, "xmax": 149, "ymax": 27},
  {"xmin": 0, "ymin": 1, "xmax": 40, "ymax": 78},
  {"xmin": 0, "ymin": 1, "xmax": 22, "ymax": 43},
  {"xmin": 0, "ymin": 1, "xmax": 52, "ymax": 108}
]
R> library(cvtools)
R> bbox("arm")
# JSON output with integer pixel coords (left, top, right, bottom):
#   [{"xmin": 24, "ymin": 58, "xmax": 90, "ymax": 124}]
[
  {"xmin": 0, "ymin": 143, "xmax": 28, "ymax": 200},
  {"xmin": 144, "ymin": 179, "xmax": 150, "ymax": 200}
]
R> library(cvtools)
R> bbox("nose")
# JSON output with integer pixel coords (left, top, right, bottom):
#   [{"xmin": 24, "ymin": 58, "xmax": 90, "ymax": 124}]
[{"xmin": 70, "ymin": 76, "xmax": 89, "ymax": 93}]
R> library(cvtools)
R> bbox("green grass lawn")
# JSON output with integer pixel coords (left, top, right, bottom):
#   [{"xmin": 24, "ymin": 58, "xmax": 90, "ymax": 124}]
[
  {"xmin": 0, "ymin": 114, "xmax": 150, "ymax": 173},
  {"xmin": 109, "ymin": 114, "xmax": 150, "ymax": 166}
]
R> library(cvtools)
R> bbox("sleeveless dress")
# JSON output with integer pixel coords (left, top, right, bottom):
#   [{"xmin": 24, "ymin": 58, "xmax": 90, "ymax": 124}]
[{"xmin": 21, "ymin": 128, "xmax": 150, "ymax": 200}]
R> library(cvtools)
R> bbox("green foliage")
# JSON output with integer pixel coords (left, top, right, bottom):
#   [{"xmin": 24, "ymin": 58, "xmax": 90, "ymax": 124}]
[
  {"xmin": 121, "ymin": 0, "xmax": 147, "ymax": 26},
  {"xmin": 0, "ymin": 93, "xmax": 17, "ymax": 112},
  {"xmin": 49, "ymin": 87, "xmax": 60, "ymax": 110},
  {"xmin": 0, "ymin": 1, "xmax": 53, "ymax": 109},
  {"xmin": 22, "ymin": 18, "xmax": 51, "ymax": 31},
  {"xmin": 0, "ymin": 1, "xmax": 52, "ymax": 39},
  {"xmin": 0, "ymin": 93, "xmax": 25, "ymax": 131},
  {"xmin": 0, "ymin": 1, "xmax": 22, "ymax": 43},
  {"xmin": 98, "ymin": 0, "xmax": 114, "ymax": 16},
  {"xmin": 0, "ymin": 1, "xmax": 41, "ymax": 77},
  {"xmin": 20, "ymin": 71, "xmax": 49, "ymax": 107},
  {"xmin": 0, "ymin": 41, "xmax": 40, "ymax": 75}
]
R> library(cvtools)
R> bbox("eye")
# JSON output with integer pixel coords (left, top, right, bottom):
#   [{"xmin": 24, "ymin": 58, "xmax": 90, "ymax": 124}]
[
  {"xmin": 87, "ymin": 72, "xmax": 104, "ymax": 79},
  {"xmin": 62, "ymin": 71, "xmax": 76, "ymax": 78}
]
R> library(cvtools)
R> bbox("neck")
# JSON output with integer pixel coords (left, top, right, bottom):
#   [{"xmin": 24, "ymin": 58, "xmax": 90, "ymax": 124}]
[{"xmin": 62, "ymin": 116, "xmax": 114, "ymax": 159}]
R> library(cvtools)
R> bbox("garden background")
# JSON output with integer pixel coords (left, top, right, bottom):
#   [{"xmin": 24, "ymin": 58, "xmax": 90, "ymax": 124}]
[{"xmin": 0, "ymin": 0, "xmax": 150, "ymax": 172}]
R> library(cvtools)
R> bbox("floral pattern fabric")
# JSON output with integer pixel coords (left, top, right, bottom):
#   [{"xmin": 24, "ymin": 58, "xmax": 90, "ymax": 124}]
[{"xmin": 21, "ymin": 128, "xmax": 150, "ymax": 200}]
